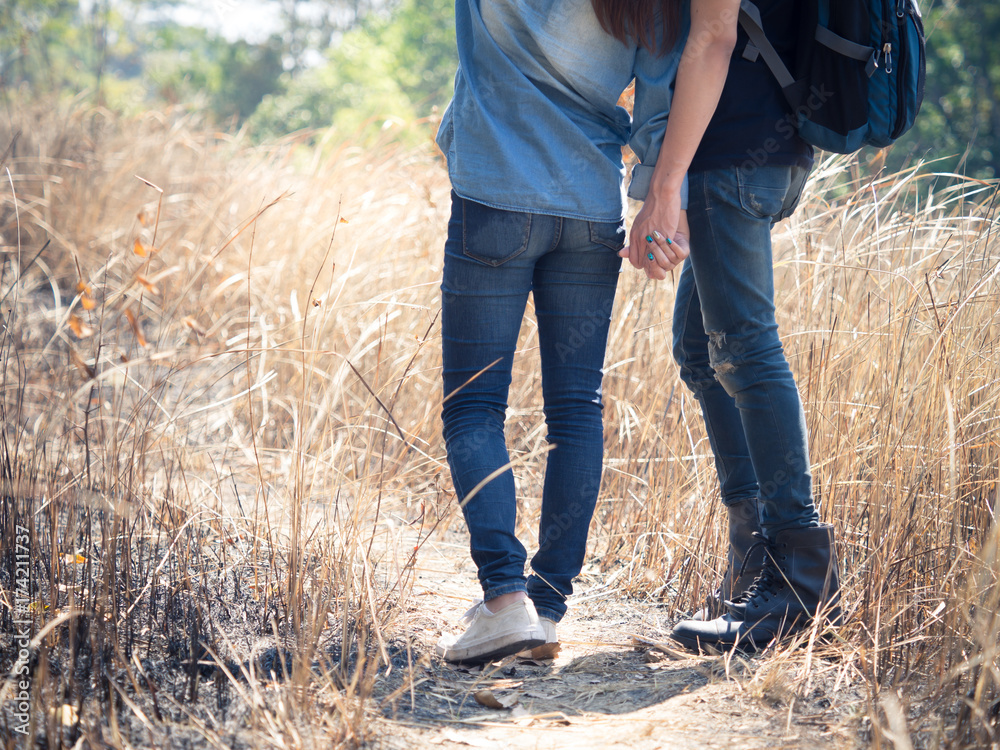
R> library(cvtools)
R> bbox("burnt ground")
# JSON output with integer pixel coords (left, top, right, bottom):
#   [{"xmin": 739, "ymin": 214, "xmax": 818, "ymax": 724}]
[{"xmin": 0, "ymin": 513, "xmax": 894, "ymax": 750}]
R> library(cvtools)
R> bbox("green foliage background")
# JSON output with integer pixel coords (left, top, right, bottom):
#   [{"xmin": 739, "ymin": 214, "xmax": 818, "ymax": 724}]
[
  {"xmin": 883, "ymin": 0, "xmax": 1000, "ymax": 178},
  {"xmin": 249, "ymin": 0, "xmax": 456, "ymax": 139},
  {"xmin": 0, "ymin": 0, "xmax": 997, "ymax": 177}
]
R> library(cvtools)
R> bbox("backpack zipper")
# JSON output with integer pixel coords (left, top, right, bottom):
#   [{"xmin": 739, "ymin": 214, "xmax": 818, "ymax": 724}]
[
  {"xmin": 890, "ymin": 0, "xmax": 911, "ymax": 138},
  {"xmin": 878, "ymin": 0, "xmax": 892, "ymax": 69},
  {"xmin": 876, "ymin": 0, "xmax": 897, "ymax": 134}
]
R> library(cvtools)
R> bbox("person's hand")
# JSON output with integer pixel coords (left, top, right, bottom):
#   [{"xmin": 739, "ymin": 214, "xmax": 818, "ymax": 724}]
[
  {"xmin": 667, "ymin": 226, "xmax": 690, "ymax": 276},
  {"xmin": 620, "ymin": 190, "xmax": 690, "ymax": 280},
  {"xmin": 637, "ymin": 227, "xmax": 690, "ymax": 280}
]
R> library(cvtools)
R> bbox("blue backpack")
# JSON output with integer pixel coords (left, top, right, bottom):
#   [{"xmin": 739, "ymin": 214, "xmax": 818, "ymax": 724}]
[{"xmin": 738, "ymin": 0, "xmax": 926, "ymax": 153}]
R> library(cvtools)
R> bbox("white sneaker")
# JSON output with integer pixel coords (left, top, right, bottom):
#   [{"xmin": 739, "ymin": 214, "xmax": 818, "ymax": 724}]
[
  {"xmin": 436, "ymin": 599, "xmax": 546, "ymax": 664},
  {"xmin": 540, "ymin": 617, "xmax": 558, "ymax": 643}
]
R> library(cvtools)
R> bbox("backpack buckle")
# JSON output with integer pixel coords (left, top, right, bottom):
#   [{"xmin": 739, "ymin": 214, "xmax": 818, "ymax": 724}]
[{"xmin": 866, "ymin": 49, "xmax": 879, "ymax": 77}]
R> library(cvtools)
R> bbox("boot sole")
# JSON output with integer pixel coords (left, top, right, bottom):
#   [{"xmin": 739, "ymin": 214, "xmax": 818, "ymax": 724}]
[
  {"xmin": 670, "ymin": 626, "xmax": 767, "ymax": 655},
  {"xmin": 670, "ymin": 631, "xmax": 752, "ymax": 655},
  {"xmin": 672, "ymin": 619, "xmax": 839, "ymax": 655}
]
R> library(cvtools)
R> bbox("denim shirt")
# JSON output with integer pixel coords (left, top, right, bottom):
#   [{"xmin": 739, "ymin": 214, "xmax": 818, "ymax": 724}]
[{"xmin": 437, "ymin": 0, "xmax": 689, "ymax": 223}]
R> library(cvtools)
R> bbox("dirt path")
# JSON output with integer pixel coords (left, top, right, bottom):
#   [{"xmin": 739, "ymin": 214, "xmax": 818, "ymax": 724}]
[{"xmin": 371, "ymin": 526, "xmax": 863, "ymax": 749}]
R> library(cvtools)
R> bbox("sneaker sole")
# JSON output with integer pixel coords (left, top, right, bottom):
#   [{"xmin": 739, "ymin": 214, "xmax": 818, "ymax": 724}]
[{"xmin": 441, "ymin": 637, "xmax": 546, "ymax": 666}]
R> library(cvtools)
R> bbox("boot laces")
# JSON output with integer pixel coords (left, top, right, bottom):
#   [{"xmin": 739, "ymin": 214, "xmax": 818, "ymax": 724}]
[{"xmin": 730, "ymin": 533, "xmax": 785, "ymax": 605}]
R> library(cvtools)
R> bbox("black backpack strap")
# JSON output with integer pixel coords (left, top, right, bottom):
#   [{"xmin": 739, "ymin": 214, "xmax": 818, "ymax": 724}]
[
  {"xmin": 738, "ymin": 0, "xmax": 795, "ymax": 89},
  {"xmin": 814, "ymin": 24, "xmax": 879, "ymax": 76},
  {"xmin": 740, "ymin": 0, "xmax": 880, "ymax": 83},
  {"xmin": 742, "ymin": 41, "xmax": 760, "ymax": 62}
]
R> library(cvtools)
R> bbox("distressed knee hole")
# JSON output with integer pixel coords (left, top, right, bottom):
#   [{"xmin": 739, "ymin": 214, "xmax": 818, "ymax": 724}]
[
  {"xmin": 707, "ymin": 330, "xmax": 737, "ymax": 375},
  {"xmin": 707, "ymin": 330, "xmax": 727, "ymax": 348}
]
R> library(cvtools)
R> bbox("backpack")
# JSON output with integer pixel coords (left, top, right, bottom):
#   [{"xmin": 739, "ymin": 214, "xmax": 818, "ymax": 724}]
[{"xmin": 738, "ymin": 0, "xmax": 926, "ymax": 154}]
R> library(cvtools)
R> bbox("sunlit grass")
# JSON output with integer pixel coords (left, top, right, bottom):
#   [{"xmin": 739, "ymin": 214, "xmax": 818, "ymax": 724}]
[{"xmin": 1, "ymin": 101, "xmax": 998, "ymax": 748}]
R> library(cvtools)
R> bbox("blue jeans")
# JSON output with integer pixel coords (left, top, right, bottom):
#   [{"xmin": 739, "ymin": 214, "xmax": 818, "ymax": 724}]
[
  {"xmin": 673, "ymin": 165, "xmax": 820, "ymax": 534},
  {"xmin": 441, "ymin": 193, "xmax": 623, "ymax": 622}
]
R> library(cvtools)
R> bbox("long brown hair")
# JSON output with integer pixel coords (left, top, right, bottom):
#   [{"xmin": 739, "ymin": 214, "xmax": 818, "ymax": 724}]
[{"xmin": 591, "ymin": 0, "xmax": 683, "ymax": 53}]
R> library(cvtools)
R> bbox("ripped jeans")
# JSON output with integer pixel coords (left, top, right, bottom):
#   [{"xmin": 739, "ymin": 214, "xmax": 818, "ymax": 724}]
[{"xmin": 672, "ymin": 165, "xmax": 820, "ymax": 534}]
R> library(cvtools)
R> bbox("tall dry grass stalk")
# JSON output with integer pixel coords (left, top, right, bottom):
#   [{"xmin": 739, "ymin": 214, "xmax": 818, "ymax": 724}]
[
  {"xmin": 0, "ymin": 102, "xmax": 449, "ymax": 748},
  {"xmin": 0, "ymin": 100, "xmax": 998, "ymax": 747}
]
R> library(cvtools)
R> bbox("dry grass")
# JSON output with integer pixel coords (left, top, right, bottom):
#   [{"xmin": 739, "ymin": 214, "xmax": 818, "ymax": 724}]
[{"xmin": 0, "ymin": 100, "xmax": 998, "ymax": 748}]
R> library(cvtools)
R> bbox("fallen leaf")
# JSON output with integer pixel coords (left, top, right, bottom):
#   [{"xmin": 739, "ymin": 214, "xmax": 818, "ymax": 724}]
[
  {"xmin": 629, "ymin": 635, "xmax": 688, "ymax": 660},
  {"xmin": 518, "ymin": 642, "xmax": 560, "ymax": 661},
  {"xmin": 69, "ymin": 348, "xmax": 95, "ymax": 380},
  {"xmin": 124, "ymin": 309, "xmax": 148, "ymax": 347},
  {"xmin": 473, "ymin": 690, "xmax": 504, "ymax": 709},
  {"xmin": 135, "ymin": 274, "xmax": 160, "ymax": 295},
  {"xmin": 440, "ymin": 731, "xmax": 497, "ymax": 748},
  {"xmin": 183, "ymin": 316, "xmax": 207, "ymax": 336},
  {"xmin": 77, "ymin": 280, "xmax": 98, "ymax": 309},
  {"xmin": 68, "ymin": 315, "xmax": 94, "ymax": 338},
  {"xmin": 473, "ymin": 690, "xmax": 518, "ymax": 709},
  {"xmin": 339, "ymin": 217, "xmax": 349, "ymax": 224}
]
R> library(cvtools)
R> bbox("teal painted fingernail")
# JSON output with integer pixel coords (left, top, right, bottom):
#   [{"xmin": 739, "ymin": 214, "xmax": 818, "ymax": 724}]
[
  {"xmin": 647, "ymin": 252, "xmax": 655, "ymax": 261},
  {"xmin": 645, "ymin": 235, "xmax": 653, "ymax": 243},
  {"xmin": 666, "ymin": 237, "xmax": 673, "ymax": 245}
]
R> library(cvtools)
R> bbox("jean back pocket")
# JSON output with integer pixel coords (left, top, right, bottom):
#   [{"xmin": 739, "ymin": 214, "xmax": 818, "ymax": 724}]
[
  {"xmin": 462, "ymin": 198, "xmax": 532, "ymax": 267},
  {"xmin": 737, "ymin": 168, "xmax": 792, "ymax": 220},
  {"xmin": 589, "ymin": 220, "xmax": 626, "ymax": 251}
]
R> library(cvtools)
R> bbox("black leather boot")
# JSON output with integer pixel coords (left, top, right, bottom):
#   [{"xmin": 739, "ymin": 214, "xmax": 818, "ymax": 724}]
[
  {"xmin": 691, "ymin": 496, "xmax": 765, "ymax": 620},
  {"xmin": 671, "ymin": 523, "xmax": 842, "ymax": 652}
]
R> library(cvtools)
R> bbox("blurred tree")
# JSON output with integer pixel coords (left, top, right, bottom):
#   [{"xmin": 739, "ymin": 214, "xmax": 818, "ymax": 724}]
[
  {"xmin": 214, "ymin": 38, "xmax": 286, "ymax": 122},
  {"xmin": 0, "ymin": 0, "xmax": 78, "ymax": 92},
  {"xmin": 278, "ymin": 0, "xmax": 382, "ymax": 73},
  {"xmin": 374, "ymin": 0, "xmax": 458, "ymax": 106},
  {"xmin": 143, "ymin": 26, "xmax": 285, "ymax": 124},
  {"xmin": 250, "ymin": 0, "xmax": 457, "ymax": 137},
  {"xmin": 248, "ymin": 29, "xmax": 415, "ymax": 138},
  {"xmin": 143, "ymin": 24, "xmax": 225, "ymax": 105},
  {"xmin": 248, "ymin": 0, "xmax": 456, "ymax": 139},
  {"xmin": 885, "ymin": 0, "xmax": 1000, "ymax": 179}
]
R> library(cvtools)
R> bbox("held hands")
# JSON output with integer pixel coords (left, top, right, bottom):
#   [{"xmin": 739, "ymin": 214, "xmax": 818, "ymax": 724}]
[
  {"xmin": 620, "ymin": 197, "xmax": 690, "ymax": 281},
  {"xmin": 622, "ymin": 229, "xmax": 690, "ymax": 280}
]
